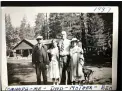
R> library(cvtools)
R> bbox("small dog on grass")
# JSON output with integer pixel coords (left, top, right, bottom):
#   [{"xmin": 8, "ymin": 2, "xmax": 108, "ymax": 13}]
[{"xmin": 82, "ymin": 67, "xmax": 94, "ymax": 84}]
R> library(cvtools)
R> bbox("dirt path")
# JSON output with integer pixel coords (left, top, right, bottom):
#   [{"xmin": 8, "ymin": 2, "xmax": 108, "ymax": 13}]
[{"xmin": 7, "ymin": 58, "xmax": 112, "ymax": 85}]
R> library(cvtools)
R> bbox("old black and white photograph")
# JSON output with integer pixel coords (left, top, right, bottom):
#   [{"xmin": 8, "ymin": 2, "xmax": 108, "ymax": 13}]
[{"xmin": 2, "ymin": 7, "xmax": 115, "ymax": 86}]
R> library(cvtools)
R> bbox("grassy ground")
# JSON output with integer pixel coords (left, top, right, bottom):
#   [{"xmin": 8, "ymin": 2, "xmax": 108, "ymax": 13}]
[{"xmin": 7, "ymin": 57, "xmax": 112, "ymax": 86}]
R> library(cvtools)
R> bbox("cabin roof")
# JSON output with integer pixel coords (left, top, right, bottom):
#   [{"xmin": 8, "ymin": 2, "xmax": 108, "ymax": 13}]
[{"xmin": 13, "ymin": 39, "xmax": 58, "ymax": 50}]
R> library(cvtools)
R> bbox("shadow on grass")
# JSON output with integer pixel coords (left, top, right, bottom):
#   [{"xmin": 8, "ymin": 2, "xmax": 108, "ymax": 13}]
[
  {"xmin": 7, "ymin": 62, "xmax": 35, "ymax": 85},
  {"xmin": 7, "ymin": 62, "xmax": 54, "ymax": 85},
  {"xmin": 84, "ymin": 57, "xmax": 112, "ymax": 68},
  {"xmin": 19, "ymin": 82, "xmax": 53, "ymax": 85},
  {"xmin": 7, "ymin": 57, "xmax": 112, "ymax": 85},
  {"xmin": 93, "ymin": 78, "xmax": 112, "ymax": 85}
]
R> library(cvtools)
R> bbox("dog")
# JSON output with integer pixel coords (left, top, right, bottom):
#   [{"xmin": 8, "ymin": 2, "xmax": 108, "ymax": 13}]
[{"xmin": 82, "ymin": 67, "xmax": 94, "ymax": 83}]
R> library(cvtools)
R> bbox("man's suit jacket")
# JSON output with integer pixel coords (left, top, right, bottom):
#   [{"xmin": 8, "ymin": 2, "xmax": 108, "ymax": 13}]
[{"xmin": 32, "ymin": 43, "xmax": 50, "ymax": 65}]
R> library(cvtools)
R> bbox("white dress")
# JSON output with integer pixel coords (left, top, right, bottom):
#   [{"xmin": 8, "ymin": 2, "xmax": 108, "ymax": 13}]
[
  {"xmin": 47, "ymin": 47, "xmax": 60, "ymax": 79},
  {"xmin": 70, "ymin": 46, "xmax": 84, "ymax": 82}
]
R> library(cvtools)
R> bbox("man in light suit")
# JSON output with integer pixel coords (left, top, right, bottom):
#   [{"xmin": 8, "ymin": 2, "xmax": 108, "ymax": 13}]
[
  {"xmin": 58, "ymin": 31, "xmax": 71, "ymax": 85},
  {"xmin": 32, "ymin": 36, "xmax": 50, "ymax": 85}
]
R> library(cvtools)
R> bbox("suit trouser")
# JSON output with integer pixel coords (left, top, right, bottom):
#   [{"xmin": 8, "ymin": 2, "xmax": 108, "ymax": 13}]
[
  {"xmin": 60, "ymin": 55, "xmax": 71, "ymax": 85},
  {"xmin": 35, "ymin": 62, "xmax": 47, "ymax": 85}
]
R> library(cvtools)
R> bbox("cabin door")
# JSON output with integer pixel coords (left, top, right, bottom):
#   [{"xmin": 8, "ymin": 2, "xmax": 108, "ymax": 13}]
[{"xmin": 23, "ymin": 49, "xmax": 29, "ymax": 57}]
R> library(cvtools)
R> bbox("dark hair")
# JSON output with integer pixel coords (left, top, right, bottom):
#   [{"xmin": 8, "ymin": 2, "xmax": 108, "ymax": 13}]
[
  {"xmin": 71, "ymin": 40, "xmax": 78, "ymax": 44},
  {"xmin": 50, "ymin": 39, "xmax": 58, "ymax": 49}
]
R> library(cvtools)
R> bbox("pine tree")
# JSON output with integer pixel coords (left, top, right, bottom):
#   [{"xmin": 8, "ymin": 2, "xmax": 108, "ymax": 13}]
[
  {"xmin": 12, "ymin": 27, "xmax": 21, "ymax": 48},
  {"xmin": 5, "ymin": 14, "xmax": 14, "ymax": 50},
  {"xmin": 57, "ymin": 13, "xmax": 83, "ymax": 40},
  {"xmin": 48, "ymin": 13, "xmax": 112, "ymax": 52},
  {"xmin": 26, "ymin": 23, "xmax": 35, "ymax": 39},
  {"xmin": 34, "ymin": 13, "xmax": 45, "ymax": 37},
  {"xmin": 19, "ymin": 16, "xmax": 27, "ymax": 40},
  {"xmin": 49, "ymin": 13, "xmax": 62, "ymax": 39}
]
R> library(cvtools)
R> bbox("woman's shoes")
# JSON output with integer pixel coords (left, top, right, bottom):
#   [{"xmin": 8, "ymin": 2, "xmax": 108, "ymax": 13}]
[
  {"xmin": 53, "ymin": 82, "xmax": 55, "ymax": 85},
  {"xmin": 53, "ymin": 82, "xmax": 60, "ymax": 85},
  {"xmin": 71, "ymin": 81, "xmax": 75, "ymax": 85},
  {"xmin": 56, "ymin": 82, "xmax": 59, "ymax": 85}
]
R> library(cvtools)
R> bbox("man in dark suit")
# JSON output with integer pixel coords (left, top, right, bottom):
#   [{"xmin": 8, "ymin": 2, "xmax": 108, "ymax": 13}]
[{"xmin": 32, "ymin": 36, "xmax": 50, "ymax": 85}]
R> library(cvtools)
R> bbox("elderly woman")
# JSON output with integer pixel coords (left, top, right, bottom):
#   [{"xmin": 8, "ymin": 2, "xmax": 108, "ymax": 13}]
[{"xmin": 70, "ymin": 38, "xmax": 84, "ymax": 85}]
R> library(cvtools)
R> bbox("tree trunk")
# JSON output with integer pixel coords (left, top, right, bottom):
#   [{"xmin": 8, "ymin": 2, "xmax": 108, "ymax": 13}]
[{"xmin": 83, "ymin": 13, "xmax": 88, "ymax": 47}]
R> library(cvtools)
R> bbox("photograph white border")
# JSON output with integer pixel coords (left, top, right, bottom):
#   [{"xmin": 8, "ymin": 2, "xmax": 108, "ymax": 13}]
[{"xmin": 1, "ymin": 6, "xmax": 118, "ymax": 90}]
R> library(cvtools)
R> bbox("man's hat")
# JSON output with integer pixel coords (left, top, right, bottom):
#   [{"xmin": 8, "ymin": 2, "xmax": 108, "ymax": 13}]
[
  {"xmin": 61, "ymin": 31, "xmax": 67, "ymax": 35},
  {"xmin": 71, "ymin": 38, "xmax": 78, "ymax": 42},
  {"xmin": 36, "ymin": 36, "xmax": 43, "ymax": 40}
]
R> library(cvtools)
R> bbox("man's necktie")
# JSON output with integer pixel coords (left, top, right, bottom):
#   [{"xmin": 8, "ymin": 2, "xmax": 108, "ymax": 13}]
[
  {"xmin": 38, "ymin": 43, "xmax": 41, "ymax": 49},
  {"xmin": 60, "ymin": 41, "xmax": 64, "ymax": 52}
]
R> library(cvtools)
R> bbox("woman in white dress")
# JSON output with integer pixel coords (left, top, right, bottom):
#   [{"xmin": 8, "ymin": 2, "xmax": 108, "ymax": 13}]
[
  {"xmin": 47, "ymin": 39, "xmax": 60, "ymax": 85},
  {"xmin": 70, "ymin": 38, "xmax": 84, "ymax": 85}
]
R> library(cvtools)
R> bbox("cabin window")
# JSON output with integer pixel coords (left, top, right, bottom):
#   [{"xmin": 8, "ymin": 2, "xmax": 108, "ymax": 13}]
[{"xmin": 16, "ymin": 50, "xmax": 21, "ymax": 54}]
